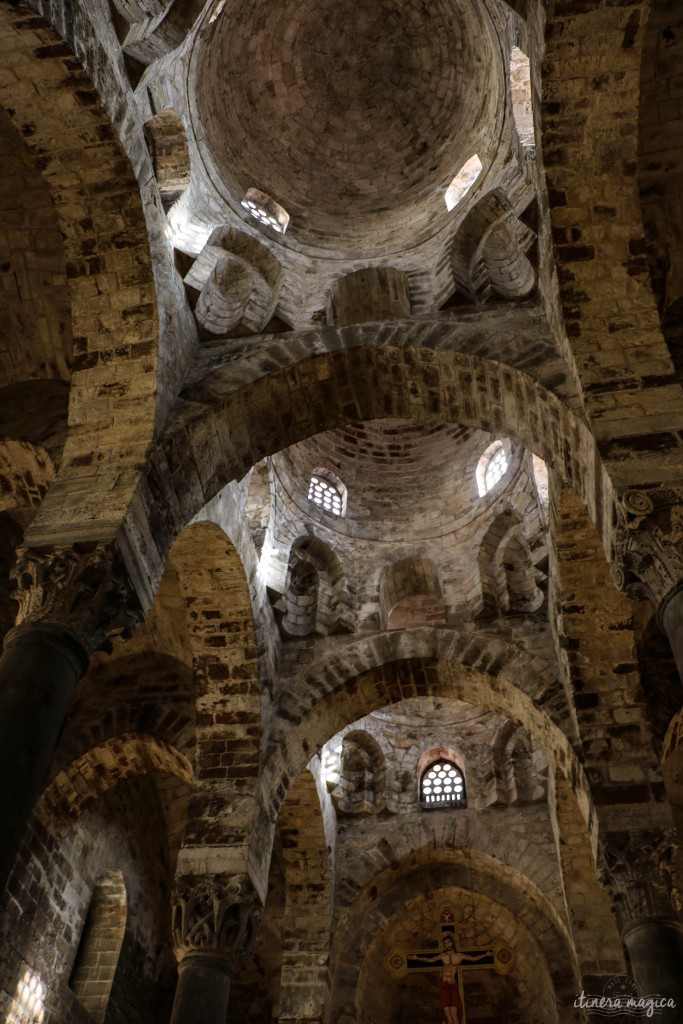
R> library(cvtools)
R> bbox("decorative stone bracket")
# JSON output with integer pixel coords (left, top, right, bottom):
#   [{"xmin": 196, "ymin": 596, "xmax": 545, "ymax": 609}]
[
  {"xmin": 599, "ymin": 829, "xmax": 681, "ymax": 930},
  {"xmin": 6, "ymin": 542, "xmax": 140, "ymax": 658},
  {"xmin": 171, "ymin": 874, "xmax": 262, "ymax": 970},
  {"xmin": 611, "ymin": 488, "xmax": 683, "ymax": 612}
]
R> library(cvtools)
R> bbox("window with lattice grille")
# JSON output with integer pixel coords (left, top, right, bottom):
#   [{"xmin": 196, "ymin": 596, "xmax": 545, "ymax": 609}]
[
  {"xmin": 420, "ymin": 760, "xmax": 466, "ymax": 809},
  {"xmin": 7, "ymin": 971, "xmax": 46, "ymax": 1024},
  {"xmin": 308, "ymin": 472, "xmax": 345, "ymax": 516},
  {"xmin": 476, "ymin": 440, "xmax": 510, "ymax": 497}
]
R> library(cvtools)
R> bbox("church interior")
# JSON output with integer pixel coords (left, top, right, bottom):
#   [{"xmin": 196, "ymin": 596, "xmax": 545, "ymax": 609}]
[{"xmin": 1, "ymin": 0, "xmax": 683, "ymax": 1021}]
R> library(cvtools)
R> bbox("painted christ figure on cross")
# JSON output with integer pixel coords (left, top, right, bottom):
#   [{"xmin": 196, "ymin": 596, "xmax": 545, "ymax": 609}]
[
  {"xmin": 411, "ymin": 931, "xmax": 493, "ymax": 1024},
  {"xmin": 384, "ymin": 904, "xmax": 515, "ymax": 1024}
]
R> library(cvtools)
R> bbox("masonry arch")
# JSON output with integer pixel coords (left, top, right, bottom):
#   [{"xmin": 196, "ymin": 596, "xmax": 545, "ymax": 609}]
[
  {"xmin": 555, "ymin": 487, "xmax": 661, "ymax": 806},
  {"xmin": 138, "ymin": 346, "xmax": 608, "ymax": 600},
  {"xmin": 0, "ymin": 6, "xmax": 158, "ymax": 557},
  {"xmin": 251, "ymin": 631, "xmax": 595, "ymax": 896},
  {"xmin": 543, "ymin": 0, "xmax": 683, "ymax": 451},
  {"xmin": 47, "ymin": 650, "xmax": 196, "ymax": 783},
  {"xmin": 478, "ymin": 509, "xmax": 543, "ymax": 617},
  {"xmin": 329, "ymin": 848, "xmax": 579, "ymax": 1024},
  {"xmin": 335, "ymin": 730, "xmax": 387, "ymax": 814}
]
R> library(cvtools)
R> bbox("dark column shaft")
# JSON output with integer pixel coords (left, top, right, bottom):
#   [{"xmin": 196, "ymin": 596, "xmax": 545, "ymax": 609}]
[
  {"xmin": 623, "ymin": 918, "xmax": 683, "ymax": 1022},
  {"xmin": 0, "ymin": 625, "xmax": 86, "ymax": 889},
  {"xmin": 660, "ymin": 586, "xmax": 683, "ymax": 684},
  {"xmin": 170, "ymin": 953, "xmax": 232, "ymax": 1024}
]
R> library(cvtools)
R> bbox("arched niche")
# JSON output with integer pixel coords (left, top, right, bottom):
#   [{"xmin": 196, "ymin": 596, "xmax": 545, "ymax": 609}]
[
  {"xmin": 334, "ymin": 730, "xmax": 387, "ymax": 815},
  {"xmin": 380, "ymin": 557, "xmax": 446, "ymax": 630},
  {"xmin": 478, "ymin": 510, "xmax": 544, "ymax": 617},
  {"xmin": 487, "ymin": 722, "xmax": 547, "ymax": 806},
  {"xmin": 143, "ymin": 107, "xmax": 191, "ymax": 210},
  {"xmin": 280, "ymin": 536, "xmax": 353, "ymax": 638}
]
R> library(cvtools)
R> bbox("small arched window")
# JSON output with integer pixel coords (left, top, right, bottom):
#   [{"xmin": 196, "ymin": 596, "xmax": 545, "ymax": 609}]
[
  {"xmin": 476, "ymin": 440, "xmax": 510, "ymax": 497},
  {"xmin": 420, "ymin": 759, "xmax": 467, "ymax": 809},
  {"xmin": 510, "ymin": 47, "xmax": 535, "ymax": 153},
  {"xmin": 307, "ymin": 469, "xmax": 346, "ymax": 517},
  {"xmin": 445, "ymin": 154, "xmax": 482, "ymax": 211},
  {"xmin": 8, "ymin": 970, "xmax": 46, "ymax": 1024},
  {"xmin": 240, "ymin": 186, "xmax": 290, "ymax": 234}
]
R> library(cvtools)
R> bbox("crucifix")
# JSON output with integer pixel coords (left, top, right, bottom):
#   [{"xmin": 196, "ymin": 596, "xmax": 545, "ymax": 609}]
[{"xmin": 384, "ymin": 904, "xmax": 515, "ymax": 1024}]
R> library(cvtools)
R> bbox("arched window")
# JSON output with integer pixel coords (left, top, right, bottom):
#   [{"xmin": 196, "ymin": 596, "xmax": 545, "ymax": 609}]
[
  {"xmin": 8, "ymin": 970, "xmax": 46, "ymax": 1024},
  {"xmin": 420, "ymin": 759, "xmax": 467, "ymax": 809},
  {"xmin": 240, "ymin": 186, "xmax": 290, "ymax": 233},
  {"xmin": 445, "ymin": 154, "xmax": 482, "ymax": 211},
  {"xmin": 307, "ymin": 469, "xmax": 346, "ymax": 517},
  {"xmin": 510, "ymin": 47, "xmax": 535, "ymax": 153},
  {"xmin": 476, "ymin": 440, "xmax": 510, "ymax": 497},
  {"xmin": 70, "ymin": 870, "xmax": 127, "ymax": 1022}
]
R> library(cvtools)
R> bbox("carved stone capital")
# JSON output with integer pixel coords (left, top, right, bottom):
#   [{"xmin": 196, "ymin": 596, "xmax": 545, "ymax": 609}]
[
  {"xmin": 611, "ymin": 488, "xmax": 683, "ymax": 611},
  {"xmin": 6, "ymin": 543, "xmax": 140, "ymax": 657},
  {"xmin": 171, "ymin": 874, "xmax": 261, "ymax": 970},
  {"xmin": 599, "ymin": 829, "xmax": 681, "ymax": 929}
]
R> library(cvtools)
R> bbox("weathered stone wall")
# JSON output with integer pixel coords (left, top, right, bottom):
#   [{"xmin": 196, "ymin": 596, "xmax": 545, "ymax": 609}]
[{"xmin": 0, "ymin": 778, "xmax": 176, "ymax": 1024}]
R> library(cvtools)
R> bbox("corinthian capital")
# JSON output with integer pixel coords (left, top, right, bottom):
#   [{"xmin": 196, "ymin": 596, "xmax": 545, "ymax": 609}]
[
  {"xmin": 611, "ymin": 487, "xmax": 683, "ymax": 609},
  {"xmin": 599, "ymin": 829, "xmax": 680, "ymax": 929},
  {"xmin": 171, "ymin": 874, "xmax": 261, "ymax": 970},
  {"xmin": 6, "ymin": 543, "xmax": 139, "ymax": 656}
]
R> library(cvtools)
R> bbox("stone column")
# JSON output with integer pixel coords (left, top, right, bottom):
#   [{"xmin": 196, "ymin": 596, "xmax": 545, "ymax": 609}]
[
  {"xmin": 611, "ymin": 488, "xmax": 683, "ymax": 682},
  {"xmin": 170, "ymin": 874, "xmax": 261, "ymax": 1024},
  {"xmin": 601, "ymin": 830, "xmax": 683, "ymax": 1020},
  {"xmin": 0, "ymin": 543, "xmax": 137, "ymax": 890}
]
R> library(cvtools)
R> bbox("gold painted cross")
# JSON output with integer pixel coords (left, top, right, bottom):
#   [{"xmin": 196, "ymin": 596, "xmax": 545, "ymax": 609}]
[{"xmin": 384, "ymin": 905, "xmax": 515, "ymax": 1024}]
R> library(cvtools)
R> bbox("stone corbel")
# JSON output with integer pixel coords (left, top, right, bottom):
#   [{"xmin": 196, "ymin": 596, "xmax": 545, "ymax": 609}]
[
  {"xmin": 5, "ymin": 542, "xmax": 140, "ymax": 659},
  {"xmin": 171, "ymin": 874, "xmax": 262, "ymax": 971},
  {"xmin": 599, "ymin": 829, "xmax": 681, "ymax": 930}
]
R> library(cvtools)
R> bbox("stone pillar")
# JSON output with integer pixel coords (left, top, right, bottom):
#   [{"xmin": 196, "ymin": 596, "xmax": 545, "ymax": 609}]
[
  {"xmin": 601, "ymin": 830, "xmax": 683, "ymax": 1020},
  {"xmin": 170, "ymin": 875, "xmax": 261, "ymax": 1024},
  {"xmin": 0, "ymin": 544, "xmax": 137, "ymax": 890},
  {"xmin": 660, "ymin": 586, "xmax": 683, "ymax": 681},
  {"xmin": 611, "ymin": 488, "xmax": 683, "ymax": 682}
]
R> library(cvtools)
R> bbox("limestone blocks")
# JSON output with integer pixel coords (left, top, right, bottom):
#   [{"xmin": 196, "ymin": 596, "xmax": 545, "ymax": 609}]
[
  {"xmin": 144, "ymin": 108, "xmax": 191, "ymax": 210},
  {"xmin": 328, "ymin": 268, "xmax": 411, "ymax": 327},
  {"xmin": 110, "ymin": 0, "xmax": 205, "ymax": 68},
  {"xmin": 183, "ymin": 228, "xmax": 284, "ymax": 337},
  {"xmin": 276, "ymin": 536, "xmax": 354, "ymax": 639},
  {"xmin": 450, "ymin": 190, "xmax": 537, "ymax": 304}
]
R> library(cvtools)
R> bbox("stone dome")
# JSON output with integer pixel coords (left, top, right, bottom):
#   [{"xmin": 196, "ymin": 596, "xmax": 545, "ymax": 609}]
[
  {"xmin": 193, "ymin": 0, "xmax": 503, "ymax": 255},
  {"xmin": 271, "ymin": 419, "xmax": 520, "ymax": 542}
]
